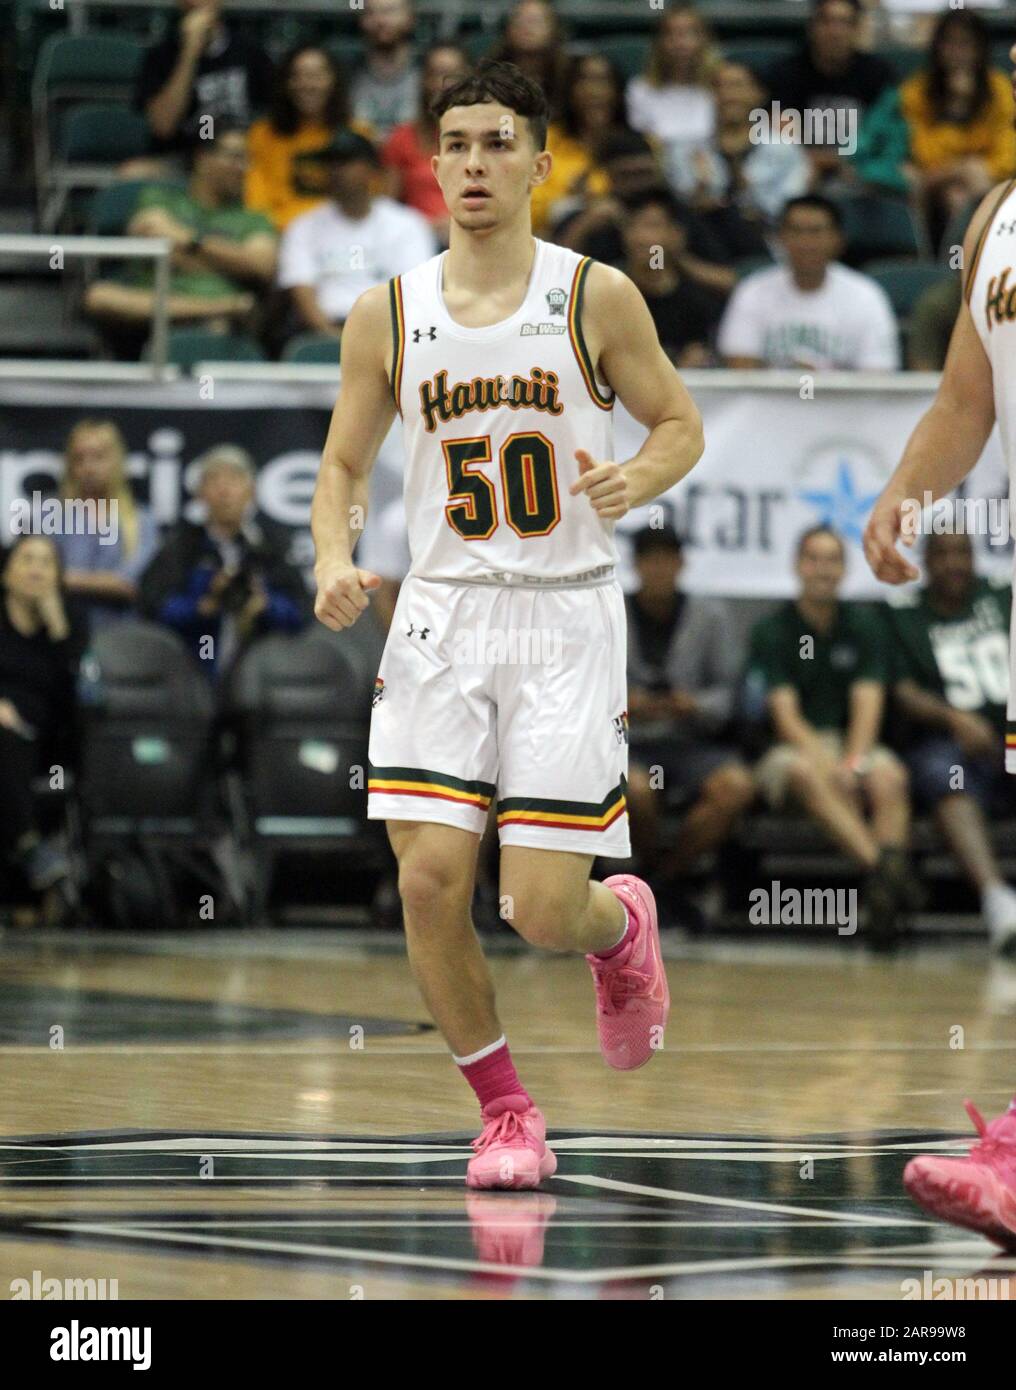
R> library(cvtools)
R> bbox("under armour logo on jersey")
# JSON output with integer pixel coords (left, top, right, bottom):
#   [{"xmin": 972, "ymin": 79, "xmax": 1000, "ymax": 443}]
[
  {"xmin": 413, "ymin": 327, "xmax": 438, "ymax": 342},
  {"xmin": 996, "ymin": 219, "xmax": 1016, "ymax": 236},
  {"xmin": 407, "ymin": 624, "xmax": 431, "ymax": 640}
]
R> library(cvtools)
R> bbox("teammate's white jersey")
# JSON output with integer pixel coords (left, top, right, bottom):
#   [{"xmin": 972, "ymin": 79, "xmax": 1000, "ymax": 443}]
[
  {"xmin": 388, "ymin": 238, "xmax": 618, "ymax": 583},
  {"xmin": 967, "ymin": 178, "xmax": 1016, "ymax": 770}
]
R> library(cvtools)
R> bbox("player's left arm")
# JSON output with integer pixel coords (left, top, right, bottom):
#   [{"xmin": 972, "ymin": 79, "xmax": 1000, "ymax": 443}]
[{"xmin": 569, "ymin": 264, "xmax": 705, "ymax": 518}]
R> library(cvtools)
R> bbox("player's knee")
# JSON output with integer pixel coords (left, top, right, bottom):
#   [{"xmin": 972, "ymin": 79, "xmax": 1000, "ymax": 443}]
[
  {"xmin": 398, "ymin": 855, "xmax": 471, "ymax": 924},
  {"xmin": 503, "ymin": 889, "xmax": 579, "ymax": 951}
]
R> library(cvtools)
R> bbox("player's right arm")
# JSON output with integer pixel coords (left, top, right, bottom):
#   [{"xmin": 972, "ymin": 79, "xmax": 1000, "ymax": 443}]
[
  {"xmin": 862, "ymin": 186, "xmax": 1001, "ymax": 586},
  {"xmin": 311, "ymin": 284, "xmax": 397, "ymax": 630}
]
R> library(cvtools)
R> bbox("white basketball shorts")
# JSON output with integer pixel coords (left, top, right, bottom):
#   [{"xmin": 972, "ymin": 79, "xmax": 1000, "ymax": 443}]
[{"xmin": 367, "ymin": 572, "xmax": 631, "ymax": 857}]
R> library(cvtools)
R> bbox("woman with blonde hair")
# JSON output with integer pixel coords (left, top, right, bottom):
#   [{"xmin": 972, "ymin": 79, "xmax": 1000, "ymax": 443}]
[
  {"xmin": 56, "ymin": 419, "xmax": 160, "ymax": 632},
  {"xmin": 626, "ymin": 3, "xmax": 719, "ymax": 156}
]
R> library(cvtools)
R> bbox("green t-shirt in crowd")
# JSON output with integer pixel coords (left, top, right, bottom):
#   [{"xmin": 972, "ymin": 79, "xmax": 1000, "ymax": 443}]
[
  {"xmin": 129, "ymin": 186, "xmax": 275, "ymax": 298},
  {"xmin": 746, "ymin": 600, "xmax": 891, "ymax": 732},
  {"xmin": 884, "ymin": 578, "xmax": 1011, "ymax": 734}
]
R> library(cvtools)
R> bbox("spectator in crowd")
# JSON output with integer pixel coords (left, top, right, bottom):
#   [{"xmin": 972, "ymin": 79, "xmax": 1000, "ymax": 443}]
[
  {"xmin": 620, "ymin": 188, "xmax": 726, "ymax": 366},
  {"xmin": 381, "ymin": 43, "xmax": 471, "ymax": 245},
  {"xmin": 0, "ymin": 536, "xmax": 87, "ymax": 895},
  {"xmin": 278, "ymin": 129, "xmax": 436, "ymax": 342},
  {"xmin": 718, "ymin": 195, "xmax": 900, "ymax": 369},
  {"xmin": 246, "ymin": 47, "xmax": 374, "ymax": 231},
  {"xmin": 624, "ymin": 526, "xmax": 755, "ymax": 916},
  {"xmin": 626, "ymin": 3, "xmax": 718, "ymax": 160},
  {"xmin": 531, "ymin": 52, "xmax": 628, "ymax": 237},
  {"xmin": 745, "ymin": 525, "xmax": 914, "ymax": 943},
  {"xmin": 667, "ymin": 61, "xmax": 812, "ymax": 263},
  {"xmin": 554, "ymin": 131, "xmax": 738, "ymax": 299},
  {"xmin": 766, "ymin": 0, "xmax": 894, "ymax": 188},
  {"xmin": 53, "ymin": 420, "xmax": 160, "ymax": 634},
  {"xmin": 853, "ymin": 10, "xmax": 1016, "ymax": 244},
  {"xmin": 487, "ymin": 0, "xmax": 570, "ymax": 120},
  {"xmin": 85, "ymin": 123, "xmax": 278, "ymax": 352},
  {"xmin": 885, "ymin": 532, "xmax": 1016, "ymax": 952},
  {"xmin": 134, "ymin": 0, "xmax": 273, "ymax": 162},
  {"xmin": 139, "ymin": 446, "xmax": 306, "ymax": 682},
  {"xmin": 350, "ymin": 0, "xmax": 421, "ymax": 143},
  {"xmin": 907, "ymin": 273, "xmax": 961, "ymax": 370}
]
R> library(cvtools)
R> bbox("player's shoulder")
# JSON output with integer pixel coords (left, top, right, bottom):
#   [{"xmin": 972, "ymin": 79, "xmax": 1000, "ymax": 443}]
[
  {"xmin": 343, "ymin": 283, "xmax": 393, "ymax": 353},
  {"xmin": 962, "ymin": 180, "xmax": 1016, "ymax": 268},
  {"xmin": 580, "ymin": 260, "xmax": 651, "ymax": 323}
]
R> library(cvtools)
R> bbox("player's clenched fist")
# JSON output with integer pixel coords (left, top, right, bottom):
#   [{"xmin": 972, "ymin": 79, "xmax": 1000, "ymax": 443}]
[{"xmin": 314, "ymin": 563, "xmax": 382, "ymax": 630}]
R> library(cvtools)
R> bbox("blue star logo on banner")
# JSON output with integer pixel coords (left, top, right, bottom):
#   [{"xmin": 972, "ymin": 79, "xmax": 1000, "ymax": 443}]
[{"xmin": 797, "ymin": 459, "xmax": 881, "ymax": 544}]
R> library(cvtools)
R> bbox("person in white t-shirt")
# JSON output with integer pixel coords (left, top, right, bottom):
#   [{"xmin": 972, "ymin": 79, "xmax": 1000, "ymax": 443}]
[
  {"xmin": 718, "ymin": 193, "xmax": 900, "ymax": 369},
  {"xmin": 278, "ymin": 128, "xmax": 437, "ymax": 340},
  {"xmin": 625, "ymin": 3, "xmax": 718, "ymax": 158}
]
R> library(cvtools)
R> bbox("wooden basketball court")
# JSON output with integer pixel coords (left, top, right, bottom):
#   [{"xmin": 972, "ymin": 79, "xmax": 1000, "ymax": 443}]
[{"xmin": 2, "ymin": 927, "xmax": 1015, "ymax": 1299}]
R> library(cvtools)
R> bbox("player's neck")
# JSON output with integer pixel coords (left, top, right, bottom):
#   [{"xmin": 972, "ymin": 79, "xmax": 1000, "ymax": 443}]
[{"xmin": 444, "ymin": 218, "xmax": 537, "ymax": 297}]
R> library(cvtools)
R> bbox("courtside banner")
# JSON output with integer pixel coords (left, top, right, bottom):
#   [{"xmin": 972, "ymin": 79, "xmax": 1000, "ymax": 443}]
[{"xmin": 0, "ymin": 373, "xmax": 1009, "ymax": 597}]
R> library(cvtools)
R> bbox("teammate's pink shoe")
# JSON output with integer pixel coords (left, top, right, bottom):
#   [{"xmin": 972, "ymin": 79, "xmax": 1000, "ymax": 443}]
[
  {"xmin": 466, "ymin": 1096, "xmax": 557, "ymax": 1190},
  {"xmin": 904, "ymin": 1100, "xmax": 1016, "ymax": 1251},
  {"xmin": 586, "ymin": 874, "xmax": 670, "ymax": 1071}
]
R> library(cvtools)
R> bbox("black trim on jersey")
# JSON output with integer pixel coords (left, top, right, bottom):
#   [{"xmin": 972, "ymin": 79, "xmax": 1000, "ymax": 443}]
[
  {"xmin": 572, "ymin": 258, "xmax": 615, "ymax": 410},
  {"xmin": 387, "ymin": 276, "xmax": 404, "ymax": 412}
]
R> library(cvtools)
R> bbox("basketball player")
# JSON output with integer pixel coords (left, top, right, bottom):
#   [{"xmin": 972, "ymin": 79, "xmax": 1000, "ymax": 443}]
[
  {"xmin": 862, "ymin": 47, "xmax": 1016, "ymax": 1249},
  {"xmin": 311, "ymin": 61, "xmax": 704, "ymax": 1189}
]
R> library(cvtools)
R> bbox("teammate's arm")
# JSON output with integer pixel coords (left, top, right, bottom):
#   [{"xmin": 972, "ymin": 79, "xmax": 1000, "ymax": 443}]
[
  {"xmin": 571, "ymin": 265, "xmax": 705, "ymax": 517},
  {"xmin": 311, "ymin": 285, "xmax": 397, "ymax": 630},
  {"xmin": 863, "ymin": 188, "xmax": 1000, "ymax": 585}
]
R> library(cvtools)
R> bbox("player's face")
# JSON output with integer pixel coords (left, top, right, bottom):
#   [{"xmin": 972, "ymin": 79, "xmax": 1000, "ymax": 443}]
[
  {"xmin": 433, "ymin": 105, "xmax": 548, "ymax": 231},
  {"xmin": 796, "ymin": 533, "xmax": 845, "ymax": 601},
  {"xmin": 926, "ymin": 534, "xmax": 974, "ymax": 601}
]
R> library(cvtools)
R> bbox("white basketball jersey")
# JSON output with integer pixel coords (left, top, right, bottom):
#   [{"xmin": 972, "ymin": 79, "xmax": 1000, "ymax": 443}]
[
  {"xmin": 387, "ymin": 238, "xmax": 618, "ymax": 582},
  {"xmin": 970, "ymin": 179, "xmax": 1016, "ymax": 473}
]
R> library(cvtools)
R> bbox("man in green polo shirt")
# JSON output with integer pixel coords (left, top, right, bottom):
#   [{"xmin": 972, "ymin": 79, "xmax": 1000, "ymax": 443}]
[
  {"xmin": 886, "ymin": 531, "xmax": 1016, "ymax": 953},
  {"xmin": 745, "ymin": 524, "xmax": 914, "ymax": 944},
  {"xmin": 85, "ymin": 121, "xmax": 277, "ymax": 336}
]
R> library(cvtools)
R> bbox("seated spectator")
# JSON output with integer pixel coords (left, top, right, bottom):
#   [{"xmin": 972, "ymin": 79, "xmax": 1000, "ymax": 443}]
[
  {"xmin": 531, "ymin": 52, "xmax": 628, "ymax": 237},
  {"xmin": 139, "ymin": 446, "xmax": 306, "ymax": 682},
  {"xmin": 487, "ymin": 0, "xmax": 569, "ymax": 120},
  {"xmin": 278, "ymin": 129, "xmax": 436, "ymax": 342},
  {"xmin": 626, "ymin": 3, "xmax": 718, "ymax": 160},
  {"xmin": 885, "ymin": 532, "xmax": 1016, "ymax": 953},
  {"xmin": 53, "ymin": 420, "xmax": 160, "ymax": 635},
  {"xmin": 555, "ymin": 130, "xmax": 738, "ymax": 299},
  {"xmin": 247, "ymin": 47, "xmax": 374, "ymax": 232},
  {"xmin": 381, "ymin": 42, "xmax": 470, "ymax": 245},
  {"xmin": 766, "ymin": 0, "xmax": 894, "ymax": 188},
  {"xmin": 132, "ymin": 0, "xmax": 273, "ymax": 172},
  {"xmin": 907, "ymin": 273, "xmax": 961, "ymax": 369},
  {"xmin": 85, "ymin": 123, "xmax": 278, "ymax": 354},
  {"xmin": 620, "ymin": 188, "xmax": 726, "ymax": 367},
  {"xmin": 624, "ymin": 526, "xmax": 754, "ymax": 915},
  {"xmin": 0, "ymin": 536, "xmax": 87, "ymax": 895},
  {"xmin": 718, "ymin": 195, "xmax": 900, "ymax": 369},
  {"xmin": 853, "ymin": 10, "xmax": 1016, "ymax": 245},
  {"xmin": 667, "ymin": 61, "xmax": 812, "ymax": 262},
  {"xmin": 745, "ymin": 525, "xmax": 914, "ymax": 943},
  {"xmin": 350, "ymin": 0, "xmax": 421, "ymax": 143}
]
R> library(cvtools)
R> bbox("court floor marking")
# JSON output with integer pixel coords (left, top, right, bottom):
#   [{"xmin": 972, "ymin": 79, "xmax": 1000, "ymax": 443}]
[
  {"xmin": 21, "ymin": 1220, "xmax": 997, "ymax": 1285},
  {"xmin": 3, "ymin": 1042, "xmax": 1016, "ymax": 1055},
  {"xmin": 552, "ymin": 1174, "xmax": 929, "ymax": 1226}
]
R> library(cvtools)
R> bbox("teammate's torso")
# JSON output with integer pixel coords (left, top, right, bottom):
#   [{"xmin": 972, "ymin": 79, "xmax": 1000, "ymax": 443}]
[
  {"xmin": 389, "ymin": 238, "xmax": 618, "ymax": 582},
  {"xmin": 969, "ymin": 179, "xmax": 1016, "ymax": 466}
]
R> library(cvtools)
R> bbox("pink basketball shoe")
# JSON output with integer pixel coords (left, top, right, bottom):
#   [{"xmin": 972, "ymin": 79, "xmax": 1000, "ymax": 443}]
[
  {"xmin": 904, "ymin": 1099, "xmax": 1016, "ymax": 1250},
  {"xmin": 586, "ymin": 874, "xmax": 670, "ymax": 1071},
  {"xmin": 466, "ymin": 1096, "xmax": 557, "ymax": 1190}
]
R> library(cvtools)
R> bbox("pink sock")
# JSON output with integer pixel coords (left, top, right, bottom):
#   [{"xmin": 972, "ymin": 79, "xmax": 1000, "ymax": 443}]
[
  {"xmin": 454, "ymin": 1037, "xmax": 530, "ymax": 1112},
  {"xmin": 593, "ymin": 903, "xmax": 635, "ymax": 960}
]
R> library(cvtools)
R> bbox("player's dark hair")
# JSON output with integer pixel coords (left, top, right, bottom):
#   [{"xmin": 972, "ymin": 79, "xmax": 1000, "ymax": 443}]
[
  {"xmin": 430, "ymin": 59, "xmax": 550, "ymax": 152},
  {"xmin": 780, "ymin": 194, "xmax": 844, "ymax": 233},
  {"xmin": 796, "ymin": 524, "xmax": 845, "ymax": 561},
  {"xmin": 633, "ymin": 524, "xmax": 684, "ymax": 560}
]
